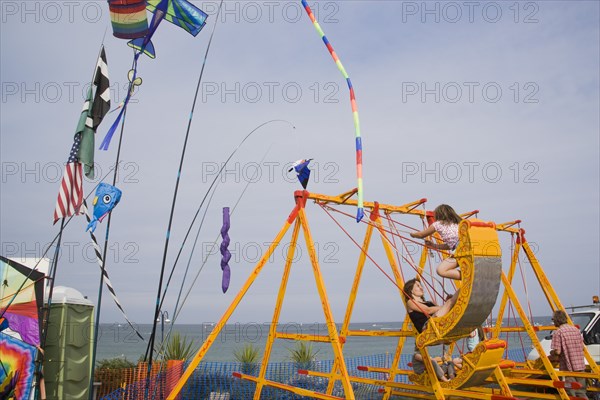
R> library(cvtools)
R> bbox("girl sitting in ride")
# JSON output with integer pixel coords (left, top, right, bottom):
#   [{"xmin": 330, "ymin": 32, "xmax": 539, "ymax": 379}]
[
  {"xmin": 404, "ymin": 278, "xmax": 456, "ymax": 332},
  {"xmin": 411, "ymin": 204, "xmax": 462, "ymax": 280},
  {"xmin": 404, "ymin": 278, "xmax": 461, "ymax": 382}
]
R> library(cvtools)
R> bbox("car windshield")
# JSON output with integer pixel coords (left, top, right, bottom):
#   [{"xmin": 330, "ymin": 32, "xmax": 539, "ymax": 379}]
[{"xmin": 570, "ymin": 313, "xmax": 595, "ymax": 333}]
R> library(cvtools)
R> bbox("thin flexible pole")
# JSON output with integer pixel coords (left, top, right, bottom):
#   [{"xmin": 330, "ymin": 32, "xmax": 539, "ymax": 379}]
[
  {"xmin": 145, "ymin": 0, "xmax": 225, "ymax": 382},
  {"xmin": 143, "ymin": 119, "xmax": 293, "ymax": 363}
]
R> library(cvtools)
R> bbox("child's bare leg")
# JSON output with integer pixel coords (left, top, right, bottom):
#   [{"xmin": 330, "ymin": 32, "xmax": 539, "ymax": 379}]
[
  {"xmin": 435, "ymin": 291, "xmax": 459, "ymax": 317},
  {"xmin": 437, "ymin": 258, "xmax": 460, "ymax": 280}
]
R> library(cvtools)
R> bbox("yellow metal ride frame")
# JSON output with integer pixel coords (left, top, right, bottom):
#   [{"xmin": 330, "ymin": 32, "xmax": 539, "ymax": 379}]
[{"xmin": 167, "ymin": 189, "xmax": 600, "ymax": 400}]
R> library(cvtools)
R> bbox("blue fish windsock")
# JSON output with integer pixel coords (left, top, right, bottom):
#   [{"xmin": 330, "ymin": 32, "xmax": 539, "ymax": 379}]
[
  {"xmin": 86, "ymin": 183, "xmax": 122, "ymax": 232},
  {"xmin": 289, "ymin": 159, "xmax": 312, "ymax": 189}
]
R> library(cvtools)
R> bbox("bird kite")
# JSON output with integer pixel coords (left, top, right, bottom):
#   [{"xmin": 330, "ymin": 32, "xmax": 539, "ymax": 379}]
[{"xmin": 289, "ymin": 159, "xmax": 312, "ymax": 189}]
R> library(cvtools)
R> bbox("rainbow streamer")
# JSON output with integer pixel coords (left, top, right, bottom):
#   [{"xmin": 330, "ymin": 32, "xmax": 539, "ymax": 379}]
[{"xmin": 301, "ymin": 0, "xmax": 364, "ymax": 222}]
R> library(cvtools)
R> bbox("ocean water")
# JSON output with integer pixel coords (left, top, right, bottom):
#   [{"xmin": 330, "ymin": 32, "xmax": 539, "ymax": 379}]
[{"xmin": 94, "ymin": 318, "xmax": 552, "ymax": 364}]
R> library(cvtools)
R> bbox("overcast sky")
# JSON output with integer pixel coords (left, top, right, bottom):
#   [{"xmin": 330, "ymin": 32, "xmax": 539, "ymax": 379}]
[{"xmin": 1, "ymin": 1, "xmax": 598, "ymax": 326}]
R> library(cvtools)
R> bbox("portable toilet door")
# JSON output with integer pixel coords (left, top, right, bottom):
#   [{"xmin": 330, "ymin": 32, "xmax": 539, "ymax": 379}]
[{"xmin": 43, "ymin": 286, "xmax": 94, "ymax": 400}]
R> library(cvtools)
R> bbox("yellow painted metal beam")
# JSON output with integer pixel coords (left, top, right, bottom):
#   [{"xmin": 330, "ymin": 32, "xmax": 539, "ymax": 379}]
[
  {"xmin": 234, "ymin": 372, "xmax": 345, "ymax": 400},
  {"xmin": 298, "ymin": 204, "xmax": 356, "ymax": 399},
  {"xmin": 326, "ymin": 217, "xmax": 374, "ymax": 394},
  {"xmin": 309, "ymin": 191, "xmax": 428, "ymax": 215},
  {"xmin": 166, "ymin": 204, "xmax": 299, "ymax": 399},
  {"xmin": 275, "ymin": 332, "xmax": 332, "ymax": 342},
  {"xmin": 345, "ymin": 329, "xmax": 413, "ymax": 337},
  {"xmin": 254, "ymin": 219, "xmax": 301, "ymax": 399}
]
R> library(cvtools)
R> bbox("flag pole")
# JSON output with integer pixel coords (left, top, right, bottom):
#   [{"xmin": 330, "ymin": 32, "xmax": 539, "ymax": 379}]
[
  {"xmin": 87, "ymin": 105, "xmax": 129, "ymax": 400},
  {"xmin": 84, "ymin": 42, "xmax": 120, "ymax": 400},
  {"xmin": 32, "ymin": 218, "xmax": 65, "ymax": 400},
  {"xmin": 36, "ymin": 40, "xmax": 106, "ymax": 396}
]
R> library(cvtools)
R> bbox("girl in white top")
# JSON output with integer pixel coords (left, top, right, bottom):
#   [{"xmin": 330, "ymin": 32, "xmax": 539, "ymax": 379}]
[{"xmin": 411, "ymin": 204, "xmax": 462, "ymax": 280}]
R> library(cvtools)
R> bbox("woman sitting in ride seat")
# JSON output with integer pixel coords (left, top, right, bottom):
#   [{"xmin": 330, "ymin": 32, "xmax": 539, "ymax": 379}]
[{"xmin": 404, "ymin": 278, "xmax": 461, "ymax": 382}]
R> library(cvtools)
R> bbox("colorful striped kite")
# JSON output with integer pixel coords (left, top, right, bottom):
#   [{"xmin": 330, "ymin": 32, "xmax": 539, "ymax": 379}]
[
  {"xmin": 107, "ymin": 0, "xmax": 149, "ymax": 40},
  {"xmin": 301, "ymin": 0, "xmax": 364, "ymax": 222}
]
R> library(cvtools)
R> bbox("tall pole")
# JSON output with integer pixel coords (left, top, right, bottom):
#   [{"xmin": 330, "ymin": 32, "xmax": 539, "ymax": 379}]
[
  {"xmin": 35, "ymin": 218, "xmax": 65, "ymax": 400},
  {"xmin": 145, "ymin": 2, "xmax": 224, "ymax": 388},
  {"xmin": 88, "ymin": 103, "xmax": 129, "ymax": 399}
]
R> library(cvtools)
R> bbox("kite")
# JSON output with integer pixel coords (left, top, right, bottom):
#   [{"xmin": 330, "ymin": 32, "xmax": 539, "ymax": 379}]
[
  {"xmin": 289, "ymin": 159, "xmax": 312, "ymax": 189},
  {"xmin": 301, "ymin": 0, "xmax": 365, "ymax": 222},
  {"xmin": 107, "ymin": 0, "xmax": 149, "ymax": 40},
  {"xmin": 86, "ymin": 183, "xmax": 122, "ymax": 233},
  {"xmin": 127, "ymin": 0, "xmax": 208, "ymax": 59},
  {"xmin": 0, "ymin": 256, "xmax": 45, "ymax": 347},
  {"xmin": 146, "ymin": 0, "xmax": 208, "ymax": 36},
  {"xmin": 220, "ymin": 207, "xmax": 231, "ymax": 293},
  {"xmin": 0, "ymin": 333, "xmax": 38, "ymax": 400},
  {"xmin": 100, "ymin": 0, "xmax": 208, "ymax": 150}
]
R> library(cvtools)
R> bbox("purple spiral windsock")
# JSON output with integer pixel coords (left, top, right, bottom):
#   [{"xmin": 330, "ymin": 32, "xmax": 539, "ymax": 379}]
[{"xmin": 220, "ymin": 207, "xmax": 231, "ymax": 293}]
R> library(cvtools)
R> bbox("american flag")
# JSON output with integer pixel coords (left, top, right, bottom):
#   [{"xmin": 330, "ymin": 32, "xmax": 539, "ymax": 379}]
[{"xmin": 53, "ymin": 133, "xmax": 84, "ymax": 224}]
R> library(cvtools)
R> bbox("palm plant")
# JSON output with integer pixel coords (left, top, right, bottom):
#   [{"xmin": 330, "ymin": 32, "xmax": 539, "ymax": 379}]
[
  {"xmin": 287, "ymin": 342, "xmax": 319, "ymax": 371},
  {"xmin": 233, "ymin": 343, "xmax": 260, "ymax": 375},
  {"xmin": 164, "ymin": 331, "xmax": 196, "ymax": 361}
]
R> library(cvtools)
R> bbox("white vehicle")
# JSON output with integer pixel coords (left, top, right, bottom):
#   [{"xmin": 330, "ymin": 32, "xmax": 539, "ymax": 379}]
[{"xmin": 528, "ymin": 298, "xmax": 600, "ymax": 365}]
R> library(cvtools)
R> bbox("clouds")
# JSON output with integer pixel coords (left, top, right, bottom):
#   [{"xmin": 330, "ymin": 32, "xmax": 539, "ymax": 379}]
[{"xmin": 1, "ymin": 1, "xmax": 598, "ymax": 324}]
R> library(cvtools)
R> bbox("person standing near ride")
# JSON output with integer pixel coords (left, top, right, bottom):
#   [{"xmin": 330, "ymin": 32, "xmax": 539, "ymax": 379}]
[
  {"xmin": 550, "ymin": 310, "xmax": 588, "ymax": 400},
  {"xmin": 410, "ymin": 204, "xmax": 462, "ymax": 280}
]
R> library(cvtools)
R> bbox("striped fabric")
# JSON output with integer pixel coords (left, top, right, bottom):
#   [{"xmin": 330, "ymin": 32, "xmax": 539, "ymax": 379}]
[
  {"xmin": 53, "ymin": 134, "xmax": 84, "ymax": 223},
  {"xmin": 301, "ymin": 0, "xmax": 364, "ymax": 222},
  {"xmin": 146, "ymin": 0, "xmax": 208, "ymax": 37},
  {"xmin": 77, "ymin": 46, "xmax": 110, "ymax": 179},
  {"xmin": 53, "ymin": 47, "xmax": 111, "ymax": 222},
  {"xmin": 82, "ymin": 199, "xmax": 145, "ymax": 341},
  {"xmin": 108, "ymin": 0, "xmax": 149, "ymax": 39},
  {"xmin": 91, "ymin": 47, "xmax": 111, "ymax": 130}
]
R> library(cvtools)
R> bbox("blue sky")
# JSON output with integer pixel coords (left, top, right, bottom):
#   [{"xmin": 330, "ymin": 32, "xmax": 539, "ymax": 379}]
[{"xmin": 1, "ymin": 1, "xmax": 598, "ymax": 325}]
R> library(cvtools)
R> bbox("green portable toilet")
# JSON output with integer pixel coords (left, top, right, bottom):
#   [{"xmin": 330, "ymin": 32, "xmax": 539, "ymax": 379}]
[{"xmin": 44, "ymin": 286, "xmax": 95, "ymax": 400}]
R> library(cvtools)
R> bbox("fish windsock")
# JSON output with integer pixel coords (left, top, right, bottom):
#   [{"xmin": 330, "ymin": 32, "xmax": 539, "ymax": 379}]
[
  {"xmin": 220, "ymin": 207, "xmax": 231, "ymax": 293},
  {"xmin": 289, "ymin": 159, "xmax": 312, "ymax": 189},
  {"xmin": 86, "ymin": 183, "xmax": 122, "ymax": 233}
]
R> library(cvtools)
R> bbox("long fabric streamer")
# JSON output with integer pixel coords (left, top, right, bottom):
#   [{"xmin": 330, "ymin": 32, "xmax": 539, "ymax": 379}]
[
  {"xmin": 220, "ymin": 207, "xmax": 231, "ymax": 293},
  {"xmin": 99, "ymin": 63, "xmax": 137, "ymax": 151},
  {"xmin": 82, "ymin": 199, "xmax": 144, "ymax": 341},
  {"xmin": 301, "ymin": 0, "xmax": 364, "ymax": 222}
]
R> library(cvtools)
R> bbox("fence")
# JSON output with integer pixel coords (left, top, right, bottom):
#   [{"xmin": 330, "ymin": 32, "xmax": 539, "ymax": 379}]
[
  {"xmin": 98, "ymin": 350, "xmax": 526, "ymax": 400},
  {"xmin": 96, "ymin": 360, "xmax": 184, "ymax": 399}
]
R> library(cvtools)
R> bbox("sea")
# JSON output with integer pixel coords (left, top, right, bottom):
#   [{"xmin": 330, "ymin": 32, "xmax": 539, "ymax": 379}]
[{"xmin": 94, "ymin": 317, "xmax": 553, "ymax": 364}]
